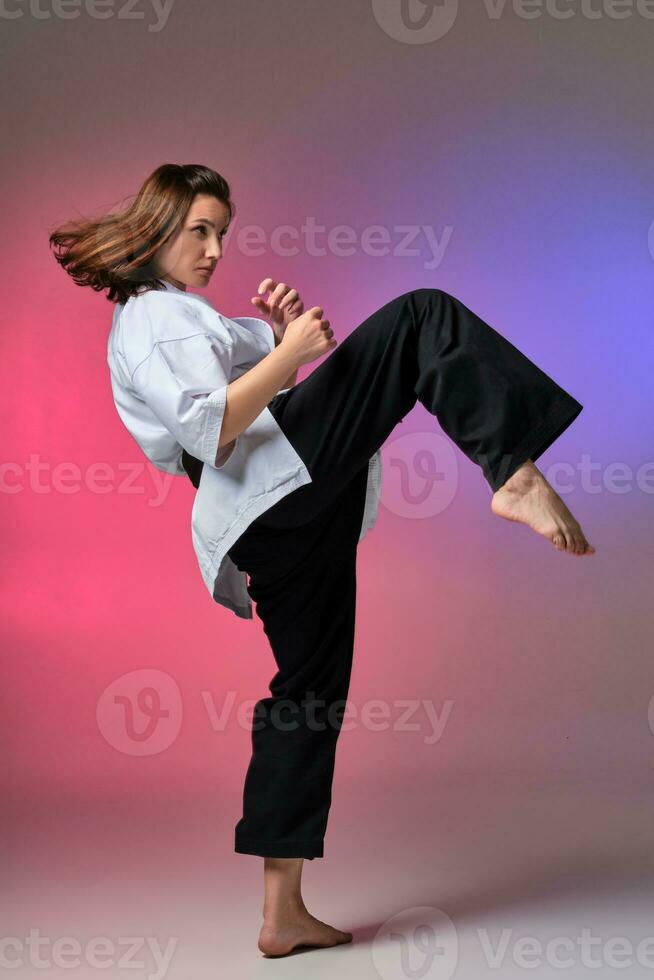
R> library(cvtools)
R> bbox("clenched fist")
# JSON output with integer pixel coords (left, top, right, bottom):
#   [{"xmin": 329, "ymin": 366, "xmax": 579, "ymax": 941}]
[{"xmin": 279, "ymin": 306, "xmax": 337, "ymax": 367}]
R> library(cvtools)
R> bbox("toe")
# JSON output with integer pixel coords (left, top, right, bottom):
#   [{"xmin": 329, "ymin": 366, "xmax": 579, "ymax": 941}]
[
  {"xmin": 563, "ymin": 530, "xmax": 576, "ymax": 553},
  {"xmin": 570, "ymin": 523, "xmax": 584, "ymax": 554},
  {"xmin": 575, "ymin": 530, "xmax": 591, "ymax": 553}
]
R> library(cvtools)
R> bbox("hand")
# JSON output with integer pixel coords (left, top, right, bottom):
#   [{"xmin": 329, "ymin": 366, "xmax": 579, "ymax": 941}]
[
  {"xmin": 279, "ymin": 306, "xmax": 337, "ymax": 367},
  {"xmin": 250, "ymin": 278, "xmax": 305, "ymax": 343}
]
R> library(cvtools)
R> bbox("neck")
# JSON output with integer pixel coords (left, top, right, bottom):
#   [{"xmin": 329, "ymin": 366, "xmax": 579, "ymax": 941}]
[{"xmin": 162, "ymin": 275, "xmax": 186, "ymax": 292}]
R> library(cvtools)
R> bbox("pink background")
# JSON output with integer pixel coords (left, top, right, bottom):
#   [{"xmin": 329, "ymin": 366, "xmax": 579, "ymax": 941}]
[{"xmin": 3, "ymin": 1, "xmax": 652, "ymax": 974}]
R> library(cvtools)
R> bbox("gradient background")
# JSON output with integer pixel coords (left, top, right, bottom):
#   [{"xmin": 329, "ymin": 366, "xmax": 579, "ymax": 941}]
[{"xmin": 2, "ymin": 1, "xmax": 653, "ymax": 976}]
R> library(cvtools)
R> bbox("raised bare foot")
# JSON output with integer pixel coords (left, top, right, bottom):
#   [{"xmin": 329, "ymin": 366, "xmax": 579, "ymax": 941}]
[
  {"xmin": 258, "ymin": 900, "xmax": 353, "ymax": 957},
  {"xmin": 491, "ymin": 459, "xmax": 596, "ymax": 555}
]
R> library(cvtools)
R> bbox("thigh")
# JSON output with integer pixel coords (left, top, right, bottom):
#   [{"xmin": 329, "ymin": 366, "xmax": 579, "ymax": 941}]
[
  {"xmin": 229, "ymin": 471, "xmax": 365, "ymax": 705},
  {"xmin": 247, "ymin": 534, "xmax": 360, "ymax": 704},
  {"xmin": 227, "ymin": 462, "xmax": 369, "ymax": 592},
  {"xmin": 267, "ymin": 290, "xmax": 418, "ymax": 496}
]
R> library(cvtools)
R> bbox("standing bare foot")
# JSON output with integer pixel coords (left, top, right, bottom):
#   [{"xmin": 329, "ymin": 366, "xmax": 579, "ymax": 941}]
[
  {"xmin": 257, "ymin": 856, "xmax": 352, "ymax": 957},
  {"xmin": 258, "ymin": 897, "xmax": 353, "ymax": 957},
  {"xmin": 491, "ymin": 459, "xmax": 596, "ymax": 555}
]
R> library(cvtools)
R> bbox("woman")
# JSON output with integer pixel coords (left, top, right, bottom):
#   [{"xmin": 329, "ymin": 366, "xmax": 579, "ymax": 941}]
[{"xmin": 50, "ymin": 162, "xmax": 595, "ymax": 958}]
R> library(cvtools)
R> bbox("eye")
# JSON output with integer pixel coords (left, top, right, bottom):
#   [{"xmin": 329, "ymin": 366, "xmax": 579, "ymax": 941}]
[{"xmin": 193, "ymin": 226, "xmax": 207, "ymax": 236}]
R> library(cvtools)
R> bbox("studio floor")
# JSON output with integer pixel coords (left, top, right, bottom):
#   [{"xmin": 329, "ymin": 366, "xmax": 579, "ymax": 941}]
[{"xmin": 4, "ymin": 769, "xmax": 652, "ymax": 979}]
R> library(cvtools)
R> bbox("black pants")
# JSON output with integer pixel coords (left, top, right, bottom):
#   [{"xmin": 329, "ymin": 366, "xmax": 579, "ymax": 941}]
[{"xmin": 182, "ymin": 288, "xmax": 584, "ymax": 859}]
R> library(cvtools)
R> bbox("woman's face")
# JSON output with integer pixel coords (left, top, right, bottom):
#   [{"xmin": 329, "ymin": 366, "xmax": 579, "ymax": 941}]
[{"xmin": 155, "ymin": 193, "xmax": 231, "ymax": 290}]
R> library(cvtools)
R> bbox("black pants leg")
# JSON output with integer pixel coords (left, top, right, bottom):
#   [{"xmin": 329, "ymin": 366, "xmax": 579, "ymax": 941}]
[
  {"xmin": 227, "ymin": 464, "xmax": 369, "ymax": 859},
  {"xmin": 252, "ymin": 286, "xmax": 582, "ymax": 532}
]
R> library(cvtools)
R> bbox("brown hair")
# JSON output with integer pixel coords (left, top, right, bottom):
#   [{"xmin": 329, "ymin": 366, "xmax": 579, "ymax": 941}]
[{"xmin": 48, "ymin": 163, "xmax": 234, "ymax": 305}]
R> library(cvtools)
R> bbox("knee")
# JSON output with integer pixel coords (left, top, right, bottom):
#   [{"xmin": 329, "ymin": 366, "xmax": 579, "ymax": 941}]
[
  {"xmin": 385, "ymin": 287, "xmax": 448, "ymax": 328},
  {"xmin": 395, "ymin": 288, "xmax": 448, "ymax": 317},
  {"xmin": 391, "ymin": 287, "xmax": 445, "ymax": 309},
  {"xmin": 411, "ymin": 287, "xmax": 446, "ymax": 304}
]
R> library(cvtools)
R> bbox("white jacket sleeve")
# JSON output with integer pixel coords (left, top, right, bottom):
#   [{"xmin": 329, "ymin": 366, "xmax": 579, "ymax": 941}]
[{"xmin": 131, "ymin": 332, "xmax": 234, "ymax": 468}]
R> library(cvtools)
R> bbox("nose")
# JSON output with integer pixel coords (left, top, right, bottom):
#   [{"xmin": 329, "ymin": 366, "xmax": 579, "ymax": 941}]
[{"xmin": 205, "ymin": 235, "xmax": 222, "ymax": 261}]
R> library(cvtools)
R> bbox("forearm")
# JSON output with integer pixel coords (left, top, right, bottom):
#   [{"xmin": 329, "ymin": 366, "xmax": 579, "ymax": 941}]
[
  {"xmin": 273, "ymin": 329, "xmax": 298, "ymax": 389},
  {"xmin": 279, "ymin": 366, "xmax": 298, "ymax": 389},
  {"xmin": 218, "ymin": 345, "xmax": 299, "ymax": 449}
]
